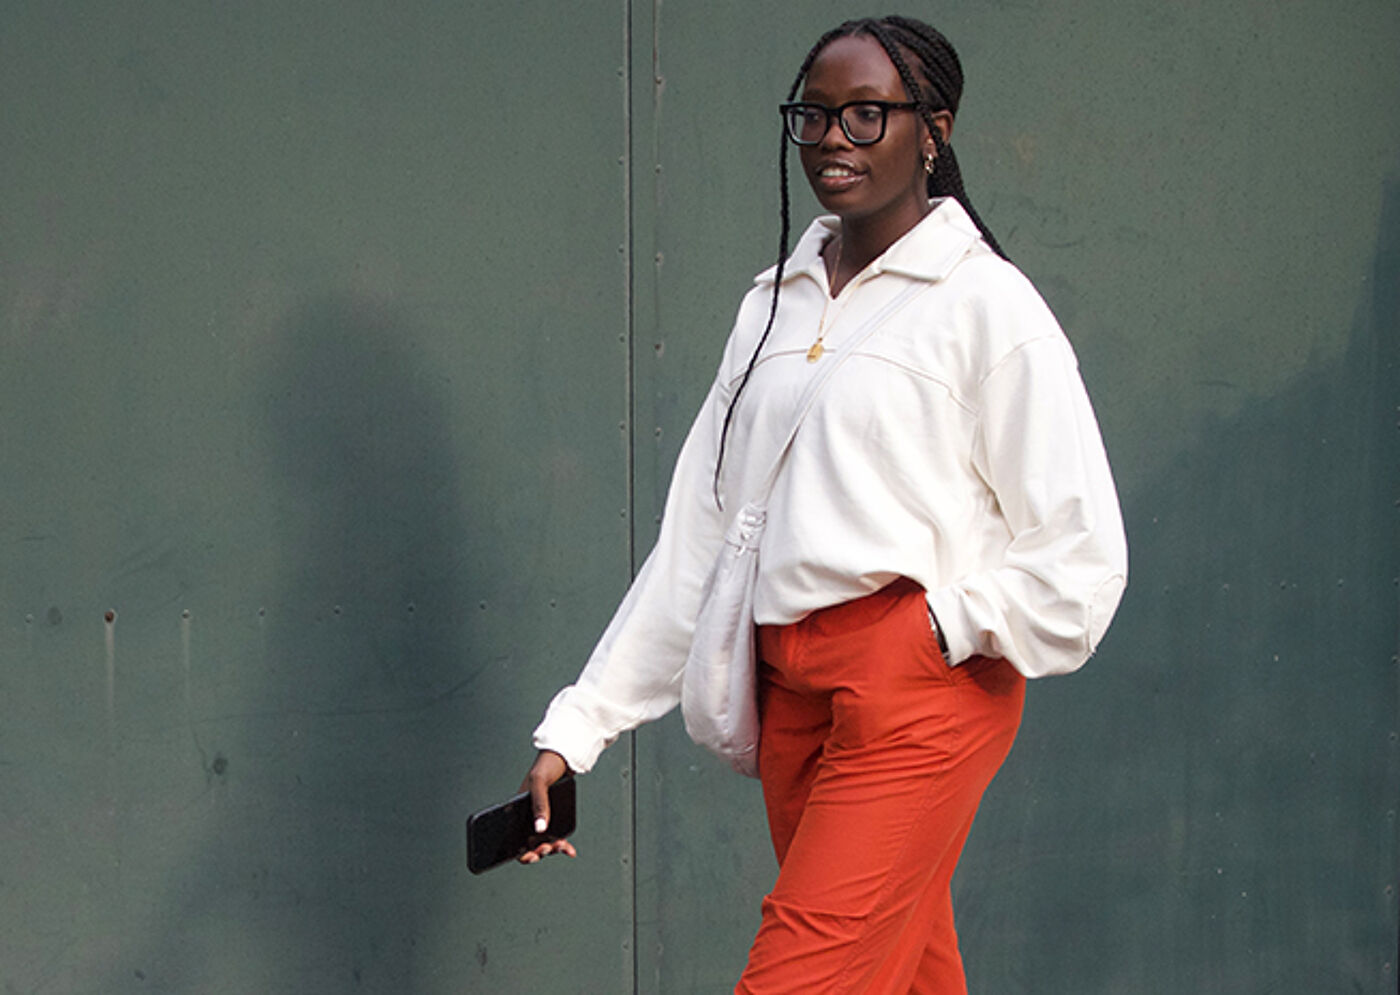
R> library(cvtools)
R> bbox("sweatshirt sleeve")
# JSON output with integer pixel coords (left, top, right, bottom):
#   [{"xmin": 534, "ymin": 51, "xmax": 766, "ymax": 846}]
[
  {"xmin": 925, "ymin": 305, "xmax": 1128, "ymax": 679},
  {"xmin": 531, "ymin": 377, "xmax": 730, "ymax": 773}
]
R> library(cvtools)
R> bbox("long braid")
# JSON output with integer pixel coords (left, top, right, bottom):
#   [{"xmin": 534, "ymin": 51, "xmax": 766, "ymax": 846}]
[
  {"xmin": 711, "ymin": 25, "xmax": 850, "ymax": 508},
  {"xmin": 712, "ymin": 17, "xmax": 1002, "ymax": 506},
  {"xmin": 712, "ymin": 124, "xmax": 790, "ymax": 507},
  {"xmin": 865, "ymin": 19, "xmax": 1007, "ymax": 258}
]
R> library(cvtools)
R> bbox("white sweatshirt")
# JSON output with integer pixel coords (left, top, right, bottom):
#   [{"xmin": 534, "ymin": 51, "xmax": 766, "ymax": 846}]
[{"xmin": 534, "ymin": 198, "xmax": 1128, "ymax": 774}]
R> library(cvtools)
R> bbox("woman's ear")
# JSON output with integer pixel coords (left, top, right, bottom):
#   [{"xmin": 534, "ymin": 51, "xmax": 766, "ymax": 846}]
[
  {"xmin": 929, "ymin": 109, "xmax": 953, "ymax": 145},
  {"xmin": 920, "ymin": 110, "xmax": 953, "ymax": 168}
]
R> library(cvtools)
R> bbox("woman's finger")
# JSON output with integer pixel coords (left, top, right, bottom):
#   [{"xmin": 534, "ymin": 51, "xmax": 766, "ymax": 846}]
[
  {"xmin": 522, "ymin": 750, "xmax": 567, "ymax": 834},
  {"xmin": 517, "ymin": 837, "xmax": 577, "ymax": 864}
]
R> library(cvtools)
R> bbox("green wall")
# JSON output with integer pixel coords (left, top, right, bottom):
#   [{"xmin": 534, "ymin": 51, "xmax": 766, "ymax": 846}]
[{"xmin": 2, "ymin": 2, "xmax": 1395, "ymax": 992}]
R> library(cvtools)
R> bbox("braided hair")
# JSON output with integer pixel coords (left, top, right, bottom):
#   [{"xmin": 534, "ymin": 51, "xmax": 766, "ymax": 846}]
[{"xmin": 712, "ymin": 16, "xmax": 1005, "ymax": 507}]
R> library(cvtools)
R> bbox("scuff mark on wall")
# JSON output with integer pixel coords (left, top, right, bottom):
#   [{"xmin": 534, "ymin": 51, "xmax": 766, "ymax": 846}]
[
  {"xmin": 103, "ymin": 609, "xmax": 116, "ymax": 740},
  {"xmin": 180, "ymin": 608, "xmax": 214, "ymax": 788}
]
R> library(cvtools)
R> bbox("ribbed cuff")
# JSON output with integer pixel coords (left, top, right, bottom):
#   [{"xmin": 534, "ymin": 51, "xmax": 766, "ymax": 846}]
[{"xmin": 531, "ymin": 692, "xmax": 613, "ymax": 775}]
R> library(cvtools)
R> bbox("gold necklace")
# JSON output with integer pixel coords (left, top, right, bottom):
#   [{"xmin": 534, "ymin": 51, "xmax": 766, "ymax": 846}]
[{"xmin": 807, "ymin": 238, "xmax": 872, "ymax": 362}]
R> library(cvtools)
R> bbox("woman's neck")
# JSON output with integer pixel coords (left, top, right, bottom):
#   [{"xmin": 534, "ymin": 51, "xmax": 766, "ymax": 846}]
[{"xmin": 825, "ymin": 201, "xmax": 932, "ymax": 296}]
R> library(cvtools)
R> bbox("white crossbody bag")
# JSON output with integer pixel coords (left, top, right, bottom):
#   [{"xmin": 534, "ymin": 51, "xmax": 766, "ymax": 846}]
[{"xmin": 680, "ymin": 281, "xmax": 925, "ymax": 777}]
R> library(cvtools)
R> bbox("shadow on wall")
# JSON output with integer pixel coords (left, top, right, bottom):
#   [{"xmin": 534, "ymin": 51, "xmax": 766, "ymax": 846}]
[
  {"xmin": 958, "ymin": 177, "xmax": 1400, "ymax": 993},
  {"xmin": 100, "ymin": 293, "xmax": 497, "ymax": 991}
]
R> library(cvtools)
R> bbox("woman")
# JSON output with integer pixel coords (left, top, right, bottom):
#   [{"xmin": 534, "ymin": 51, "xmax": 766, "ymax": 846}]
[{"xmin": 519, "ymin": 15, "xmax": 1127, "ymax": 994}]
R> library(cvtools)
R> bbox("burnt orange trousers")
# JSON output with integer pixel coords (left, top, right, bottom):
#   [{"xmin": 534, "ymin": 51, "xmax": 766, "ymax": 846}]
[{"xmin": 735, "ymin": 578, "xmax": 1024, "ymax": 995}]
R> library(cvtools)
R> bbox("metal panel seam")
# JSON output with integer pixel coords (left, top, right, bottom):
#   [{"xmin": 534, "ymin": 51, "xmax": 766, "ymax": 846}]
[{"xmin": 621, "ymin": 0, "xmax": 641, "ymax": 992}]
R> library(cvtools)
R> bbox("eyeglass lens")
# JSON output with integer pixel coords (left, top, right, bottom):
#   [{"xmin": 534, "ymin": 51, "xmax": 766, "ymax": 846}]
[{"xmin": 785, "ymin": 103, "xmax": 888, "ymax": 145}]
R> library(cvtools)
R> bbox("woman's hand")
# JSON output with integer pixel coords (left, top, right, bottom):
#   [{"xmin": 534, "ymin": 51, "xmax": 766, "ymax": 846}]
[{"xmin": 517, "ymin": 749, "xmax": 578, "ymax": 864}]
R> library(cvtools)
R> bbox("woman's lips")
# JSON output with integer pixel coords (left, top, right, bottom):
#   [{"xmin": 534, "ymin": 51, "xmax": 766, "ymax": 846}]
[{"xmin": 813, "ymin": 161, "xmax": 864, "ymax": 193}]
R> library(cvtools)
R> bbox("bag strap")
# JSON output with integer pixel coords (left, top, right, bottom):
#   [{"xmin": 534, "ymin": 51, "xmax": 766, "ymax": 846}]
[{"xmin": 746, "ymin": 280, "xmax": 926, "ymax": 503}]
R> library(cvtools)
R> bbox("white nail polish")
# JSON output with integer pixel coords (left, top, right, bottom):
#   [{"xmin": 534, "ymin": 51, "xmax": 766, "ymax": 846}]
[{"xmin": 535, "ymin": 817, "xmax": 548, "ymax": 833}]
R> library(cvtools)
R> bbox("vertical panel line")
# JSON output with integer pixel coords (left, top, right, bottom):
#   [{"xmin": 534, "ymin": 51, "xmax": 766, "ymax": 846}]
[{"xmin": 621, "ymin": 0, "xmax": 640, "ymax": 992}]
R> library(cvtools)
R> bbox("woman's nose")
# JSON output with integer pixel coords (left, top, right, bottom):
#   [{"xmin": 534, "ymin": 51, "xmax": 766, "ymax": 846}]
[{"xmin": 818, "ymin": 111, "xmax": 852, "ymax": 148}]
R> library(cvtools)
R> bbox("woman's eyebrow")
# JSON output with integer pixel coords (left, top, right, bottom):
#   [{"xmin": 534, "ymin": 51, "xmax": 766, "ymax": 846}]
[{"xmin": 801, "ymin": 84, "xmax": 901, "ymax": 101}]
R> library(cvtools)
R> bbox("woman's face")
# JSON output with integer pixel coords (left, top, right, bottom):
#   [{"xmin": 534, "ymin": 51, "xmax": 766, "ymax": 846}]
[{"xmin": 797, "ymin": 34, "xmax": 937, "ymax": 238}]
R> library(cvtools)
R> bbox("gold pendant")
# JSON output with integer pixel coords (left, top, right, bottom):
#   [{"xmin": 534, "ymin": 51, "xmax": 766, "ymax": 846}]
[{"xmin": 806, "ymin": 342, "xmax": 824, "ymax": 363}]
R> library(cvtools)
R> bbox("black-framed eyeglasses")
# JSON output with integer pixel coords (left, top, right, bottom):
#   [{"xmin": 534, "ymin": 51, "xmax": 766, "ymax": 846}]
[{"xmin": 779, "ymin": 100, "xmax": 921, "ymax": 146}]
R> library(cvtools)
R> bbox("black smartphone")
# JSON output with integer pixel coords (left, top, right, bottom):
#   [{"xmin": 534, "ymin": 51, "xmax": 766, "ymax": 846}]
[{"xmin": 466, "ymin": 774, "xmax": 576, "ymax": 875}]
